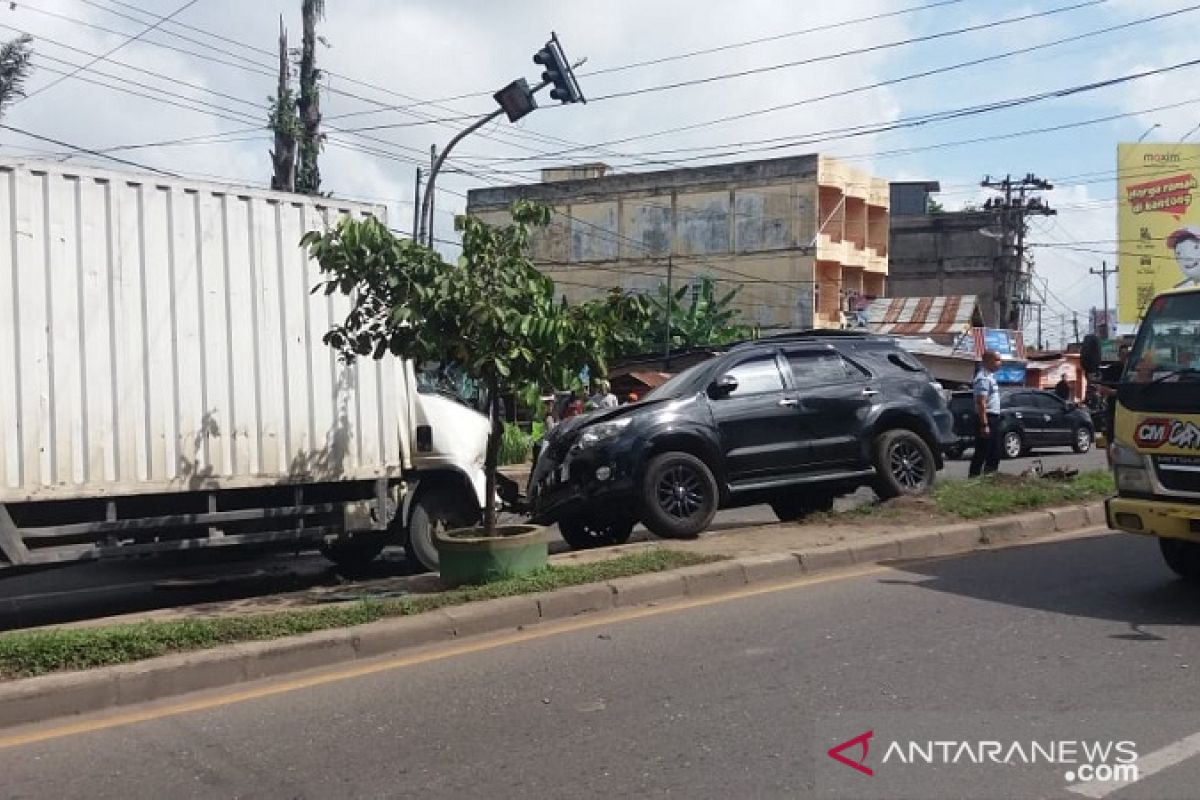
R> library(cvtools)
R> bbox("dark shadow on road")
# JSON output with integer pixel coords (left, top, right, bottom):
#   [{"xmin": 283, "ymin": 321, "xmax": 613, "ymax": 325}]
[{"xmin": 884, "ymin": 532, "xmax": 1200, "ymax": 635}]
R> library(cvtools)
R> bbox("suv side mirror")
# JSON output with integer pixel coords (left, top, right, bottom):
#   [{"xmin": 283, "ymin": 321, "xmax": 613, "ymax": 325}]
[{"xmin": 708, "ymin": 374, "xmax": 738, "ymax": 399}]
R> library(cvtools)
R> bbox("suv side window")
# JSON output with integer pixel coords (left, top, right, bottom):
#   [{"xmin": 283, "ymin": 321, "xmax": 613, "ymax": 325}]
[
  {"xmin": 1004, "ymin": 392, "xmax": 1032, "ymax": 409},
  {"xmin": 1032, "ymin": 393, "xmax": 1064, "ymax": 411},
  {"xmin": 786, "ymin": 351, "xmax": 862, "ymax": 387},
  {"xmin": 723, "ymin": 356, "xmax": 785, "ymax": 397}
]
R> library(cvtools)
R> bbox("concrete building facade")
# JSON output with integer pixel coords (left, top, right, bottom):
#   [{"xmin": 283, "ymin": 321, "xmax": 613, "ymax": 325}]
[
  {"xmin": 887, "ymin": 181, "xmax": 1016, "ymax": 328},
  {"xmin": 466, "ymin": 155, "xmax": 890, "ymax": 331}
]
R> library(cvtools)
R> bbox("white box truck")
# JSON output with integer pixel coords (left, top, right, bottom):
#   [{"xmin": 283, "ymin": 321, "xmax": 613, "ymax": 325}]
[{"xmin": 0, "ymin": 159, "xmax": 489, "ymax": 574}]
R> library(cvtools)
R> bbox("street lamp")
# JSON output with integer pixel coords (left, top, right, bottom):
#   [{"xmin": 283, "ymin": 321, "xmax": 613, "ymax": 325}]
[
  {"xmin": 1136, "ymin": 123, "xmax": 1161, "ymax": 143},
  {"xmin": 417, "ymin": 33, "xmax": 586, "ymax": 247}
]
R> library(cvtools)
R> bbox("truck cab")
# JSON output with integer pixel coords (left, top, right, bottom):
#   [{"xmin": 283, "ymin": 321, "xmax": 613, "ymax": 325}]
[{"xmin": 1105, "ymin": 286, "xmax": 1200, "ymax": 578}]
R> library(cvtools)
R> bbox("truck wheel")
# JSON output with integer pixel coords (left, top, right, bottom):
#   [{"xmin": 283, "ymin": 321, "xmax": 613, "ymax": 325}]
[
  {"xmin": 640, "ymin": 452, "xmax": 718, "ymax": 539},
  {"xmin": 407, "ymin": 484, "xmax": 481, "ymax": 573},
  {"xmin": 319, "ymin": 533, "xmax": 388, "ymax": 572},
  {"xmin": 872, "ymin": 429, "xmax": 935, "ymax": 500},
  {"xmin": 557, "ymin": 514, "xmax": 635, "ymax": 549},
  {"xmin": 1160, "ymin": 538, "xmax": 1200, "ymax": 582},
  {"xmin": 771, "ymin": 493, "xmax": 834, "ymax": 521},
  {"xmin": 1071, "ymin": 426, "xmax": 1093, "ymax": 454}
]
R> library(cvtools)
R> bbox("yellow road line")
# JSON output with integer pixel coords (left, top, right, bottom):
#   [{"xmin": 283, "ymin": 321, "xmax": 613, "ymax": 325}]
[{"xmin": 0, "ymin": 564, "xmax": 890, "ymax": 750}]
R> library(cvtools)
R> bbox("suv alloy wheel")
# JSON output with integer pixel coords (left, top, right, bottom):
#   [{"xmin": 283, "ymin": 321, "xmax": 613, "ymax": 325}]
[{"xmin": 640, "ymin": 452, "xmax": 719, "ymax": 539}]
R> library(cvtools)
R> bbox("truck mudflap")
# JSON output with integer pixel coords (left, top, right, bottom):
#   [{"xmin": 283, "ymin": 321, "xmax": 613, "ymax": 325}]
[{"xmin": 1107, "ymin": 496, "xmax": 1200, "ymax": 541}]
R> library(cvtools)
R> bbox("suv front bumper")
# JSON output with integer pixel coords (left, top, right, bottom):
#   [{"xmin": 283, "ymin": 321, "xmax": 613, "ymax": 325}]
[{"xmin": 529, "ymin": 442, "xmax": 640, "ymax": 525}]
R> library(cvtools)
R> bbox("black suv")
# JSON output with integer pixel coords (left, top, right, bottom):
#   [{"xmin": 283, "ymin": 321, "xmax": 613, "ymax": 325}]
[
  {"xmin": 529, "ymin": 333, "xmax": 957, "ymax": 549},
  {"xmin": 947, "ymin": 389, "xmax": 1094, "ymax": 459}
]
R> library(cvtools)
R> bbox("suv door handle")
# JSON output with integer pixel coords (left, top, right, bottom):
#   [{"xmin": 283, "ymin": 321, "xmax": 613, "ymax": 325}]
[
  {"xmin": 861, "ymin": 388, "xmax": 879, "ymax": 397},
  {"xmin": 778, "ymin": 397, "xmax": 799, "ymax": 407}
]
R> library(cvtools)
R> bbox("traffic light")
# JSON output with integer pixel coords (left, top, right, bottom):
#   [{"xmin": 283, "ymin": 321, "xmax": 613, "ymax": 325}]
[{"xmin": 532, "ymin": 33, "xmax": 585, "ymax": 105}]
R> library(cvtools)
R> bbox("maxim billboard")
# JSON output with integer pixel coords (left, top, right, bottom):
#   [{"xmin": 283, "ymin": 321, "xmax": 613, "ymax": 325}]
[{"xmin": 1117, "ymin": 143, "xmax": 1200, "ymax": 322}]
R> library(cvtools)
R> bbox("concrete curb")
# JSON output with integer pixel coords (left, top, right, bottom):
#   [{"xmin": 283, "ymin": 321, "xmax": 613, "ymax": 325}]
[{"xmin": 0, "ymin": 502, "xmax": 1107, "ymax": 730}]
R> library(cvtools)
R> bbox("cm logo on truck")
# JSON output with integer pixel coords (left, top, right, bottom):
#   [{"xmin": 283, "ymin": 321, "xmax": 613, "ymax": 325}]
[
  {"xmin": 1134, "ymin": 419, "xmax": 1172, "ymax": 448},
  {"xmin": 1135, "ymin": 418, "xmax": 1200, "ymax": 450}
]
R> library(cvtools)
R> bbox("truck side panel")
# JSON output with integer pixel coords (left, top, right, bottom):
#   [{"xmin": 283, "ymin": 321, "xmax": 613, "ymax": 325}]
[{"xmin": 0, "ymin": 160, "xmax": 397, "ymax": 503}]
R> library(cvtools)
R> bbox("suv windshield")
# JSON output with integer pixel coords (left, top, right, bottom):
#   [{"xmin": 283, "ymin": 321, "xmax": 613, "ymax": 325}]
[
  {"xmin": 1126, "ymin": 291, "xmax": 1200, "ymax": 384},
  {"xmin": 644, "ymin": 360, "xmax": 712, "ymax": 401}
]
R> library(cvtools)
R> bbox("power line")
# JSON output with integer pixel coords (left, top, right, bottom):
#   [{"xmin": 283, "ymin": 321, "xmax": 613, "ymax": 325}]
[
  {"xmin": 589, "ymin": 0, "xmax": 1107, "ymax": 102},
  {"xmin": 456, "ymin": 2, "xmax": 1200, "ymax": 163},
  {"xmin": 0, "ymin": 123, "xmax": 178, "ymax": 174},
  {"xmin": 18, "ymin": 0, "xmax": 203, "ymax": 102},
  {"xmin": 581, "ymin": 0, "xmax": 970, "ymax": 77}
]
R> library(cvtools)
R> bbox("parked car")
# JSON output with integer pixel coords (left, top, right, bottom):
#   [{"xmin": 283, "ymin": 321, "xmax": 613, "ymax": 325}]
[
  {"xmin": 528, "ymin": 333, "xmax": 957, "ymax": 549},
  {"xmin": 947, "ymin": 389, "xmax": 1094, "ymax": 460}
]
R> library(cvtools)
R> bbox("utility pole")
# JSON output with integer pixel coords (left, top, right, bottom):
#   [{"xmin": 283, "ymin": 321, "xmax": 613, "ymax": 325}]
[
  {"xmin": 1089, "ymin": 260, "xmax": 1114, "ymax": 338},
  {"xmin": 412, "ymin": 167, "xmax": 421, "ymax": 240},
  {"xmin": 1036, "ymin": 304, "xmax": 1043, "ymax": 351},
  {"xmin": 664, "ymin": 254, "xmax": 674, "ymax": 370},
  {"xmin": 1072, "ymin": 311, "xmax": 1080, "ymax": 345},
  {"xmin": 427, "ymin": 146, "xmax": 437, "ymax": 246},
  {"xmin": 980, "ymin": 174, "xmax": 1056, "ymax": 331}
]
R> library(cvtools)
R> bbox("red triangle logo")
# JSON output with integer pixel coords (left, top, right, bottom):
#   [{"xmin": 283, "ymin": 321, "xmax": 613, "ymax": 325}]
[{"xmin": 828, "ymin": 730, "xmax": 874, "ymax": 776}]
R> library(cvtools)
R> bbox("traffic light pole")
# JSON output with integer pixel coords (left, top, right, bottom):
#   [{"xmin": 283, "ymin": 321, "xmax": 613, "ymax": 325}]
[{"xmin": 417, "ymin": 81, "xmax": 552, "ymax": 248}]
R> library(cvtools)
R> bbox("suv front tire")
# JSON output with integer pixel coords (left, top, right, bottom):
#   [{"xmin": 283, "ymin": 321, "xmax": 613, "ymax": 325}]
[{"xmin": 641, "ymin": 452, "xmax": 719, "ymax": 539}]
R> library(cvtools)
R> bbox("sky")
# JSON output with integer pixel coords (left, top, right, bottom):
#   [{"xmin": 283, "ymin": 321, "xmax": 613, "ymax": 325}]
[{"xmin": 0, "ymin": 0, "xmax": 1188, "ymax": 346}]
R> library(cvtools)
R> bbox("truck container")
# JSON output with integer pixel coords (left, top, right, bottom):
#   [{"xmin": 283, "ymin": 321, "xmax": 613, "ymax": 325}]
[{"xmin": 0, "ymin": 159, "xmax": 489, "ymax": 573}]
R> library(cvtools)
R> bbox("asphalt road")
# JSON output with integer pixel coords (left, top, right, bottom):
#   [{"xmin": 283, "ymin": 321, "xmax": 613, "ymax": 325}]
[
  {"xmin": 0, "ymin": 447, "xmax": 1109, "ymax": 631},
  {"xmin": 4, "ymin": 530, "xmax": 1200, "ymax": 799}
]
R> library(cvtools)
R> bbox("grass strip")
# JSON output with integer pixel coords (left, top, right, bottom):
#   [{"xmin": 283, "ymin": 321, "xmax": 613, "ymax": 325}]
[
  {"xmin": 930, "ymin": 470, "xmax": 1113, "ymax": 520},
  {"xmin": 0, "ymin": 549, "xmax": 721, "ymax": 680}
]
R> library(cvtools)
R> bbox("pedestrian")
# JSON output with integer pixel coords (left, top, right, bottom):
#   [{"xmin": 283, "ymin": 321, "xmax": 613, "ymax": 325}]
[
  {"xmin": 542, "ymin": 396, "xmax": 557, "ymax": 433},
  {"xmin": 562, "ymin": 391, "xmax": 583, "ymax": 418},
  {"xmin": 1098, "ymin": 344, "xmax": 1131, "ymax": 443},
  {"xmin": 969, "ymin": 349, "xmax": 1003, "ymax": 478},
  {"xmin": 1054, "ymin": 375, "xmax": 1071, "ymax": 401},
  {"xmin": 590, "ymin": 379, "xmax": 618, "ymax": 410}
]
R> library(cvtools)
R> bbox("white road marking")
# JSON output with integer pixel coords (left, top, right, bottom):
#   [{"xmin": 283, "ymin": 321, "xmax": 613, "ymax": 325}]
[{"xmin": 1067, "ymin": 730, "xmax": 1200, "ymax": 798}]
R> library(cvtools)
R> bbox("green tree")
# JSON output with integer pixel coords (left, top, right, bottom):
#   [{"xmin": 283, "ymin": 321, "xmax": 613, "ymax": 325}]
[
  {"xmin": 0, "ymin": 35, "xmax": 33, "ymax": 119},
  {"xmin": 295, "ymin": 0, "xmax": 324, "ymax": 194},
  {"xmin": 268, "ymin": 18, "xmax": 297, "ymax": 192},
  {"xmin": 649, "ymin": 277, "xmax": 750, "ymax": 352},
  {"xmin": 303, "ymin": 202, "xmax": 600, "ymax": 534}
]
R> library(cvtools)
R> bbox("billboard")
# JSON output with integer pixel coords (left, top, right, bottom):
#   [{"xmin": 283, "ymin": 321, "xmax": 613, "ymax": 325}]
[{"xmin": 1117, "ymin": 143, "xmax": 1200, "ymax": 323}]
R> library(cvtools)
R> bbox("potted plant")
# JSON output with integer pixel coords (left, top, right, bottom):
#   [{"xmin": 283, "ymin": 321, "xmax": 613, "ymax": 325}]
[{"xmin": 303, "ymin": 201, "xmax": 593, "ymax": 586}]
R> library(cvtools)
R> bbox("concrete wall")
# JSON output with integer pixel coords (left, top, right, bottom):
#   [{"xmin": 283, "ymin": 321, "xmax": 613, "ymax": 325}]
[
  {"xmin": 468, "ymin": 154, "xmax": 887, "ymax": 330},
  {"xmin": 888, "ymin": 211, "xmax": 1005, "ymax": 327}
]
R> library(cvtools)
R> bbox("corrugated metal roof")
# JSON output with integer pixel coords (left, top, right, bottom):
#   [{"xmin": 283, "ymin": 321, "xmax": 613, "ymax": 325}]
[{"xmin": 867, "ymin": 295, "xmax": 979, "ymax": 336}]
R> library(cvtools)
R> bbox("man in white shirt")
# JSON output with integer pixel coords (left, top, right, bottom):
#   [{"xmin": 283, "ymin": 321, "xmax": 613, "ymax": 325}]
[
  {"xmin": 589, "ymin": 379, "xmax": 619, "ymax": 410},
  {"xmin": 969, "ymin": 349, "xmax": 1003, "ymax": 478}
]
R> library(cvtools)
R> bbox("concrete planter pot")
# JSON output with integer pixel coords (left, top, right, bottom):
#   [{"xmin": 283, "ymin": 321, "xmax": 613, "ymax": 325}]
[{"xmin": 435, "ymin": 524, "xmax": 548, "ymax": 587}]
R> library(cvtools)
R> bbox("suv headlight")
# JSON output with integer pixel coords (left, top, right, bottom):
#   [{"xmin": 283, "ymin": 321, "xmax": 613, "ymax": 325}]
[
  {"xmin": 1111, "ymin": 441, "xmax": 1152, "ymax": 493},
  {"xmin": 578, "ymin": 417, "xmax": 633, "ymax": 448}
]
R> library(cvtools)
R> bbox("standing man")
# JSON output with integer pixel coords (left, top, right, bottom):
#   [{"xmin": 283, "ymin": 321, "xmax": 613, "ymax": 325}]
[{"xmin": 969, "ymin": 349, "xmax": 1003, "ymax": 478}]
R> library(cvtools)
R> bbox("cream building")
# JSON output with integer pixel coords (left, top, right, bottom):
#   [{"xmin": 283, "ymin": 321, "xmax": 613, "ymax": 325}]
[{"xmin": 465, "ymin": 154, "xmax": 889, "ymax": 330}]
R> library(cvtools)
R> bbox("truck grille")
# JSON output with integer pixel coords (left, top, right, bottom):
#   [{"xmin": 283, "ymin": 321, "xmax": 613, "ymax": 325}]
[{"xmin": 1155, "ymin": 456, "xmax": 1200, "ymax": 494}]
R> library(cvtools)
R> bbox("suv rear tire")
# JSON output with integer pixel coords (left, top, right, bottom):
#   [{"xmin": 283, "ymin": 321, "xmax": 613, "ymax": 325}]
[
  {"xmin": 872, "ymin": 429, "xmax": 935, "ymax": 499},
  {"xmin": 1002, "ymin": 429, "xmax": 1025, "ymax": 459},
  {"xmin": 1071, "ymin": 425, "xmax": 1093, "ymax": 454},
  {"xmin": 641, "ymin": 452, "xmax": 719, "ymax": 539},
  {"xmin": 558, "ymin": 514, "xmax": 635, "ymax": 549}
]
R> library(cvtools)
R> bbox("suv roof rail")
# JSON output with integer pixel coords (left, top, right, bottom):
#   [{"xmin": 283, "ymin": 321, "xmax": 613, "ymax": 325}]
[{"xmin": 731, "ymin": 329, "xmax": 889, "ymax": 347}]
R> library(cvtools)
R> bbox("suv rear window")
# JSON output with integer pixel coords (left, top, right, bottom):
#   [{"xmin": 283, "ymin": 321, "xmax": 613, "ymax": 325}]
[{"xmin": 786, "ymin": 352, "xmax": 860, "ymax": 386}]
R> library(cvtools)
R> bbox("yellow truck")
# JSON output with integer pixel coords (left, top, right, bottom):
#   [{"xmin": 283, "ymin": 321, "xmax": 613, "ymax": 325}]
[{"xmin": 1105, "ymin": 285, "xmax": 1200, "ymax": 578}]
